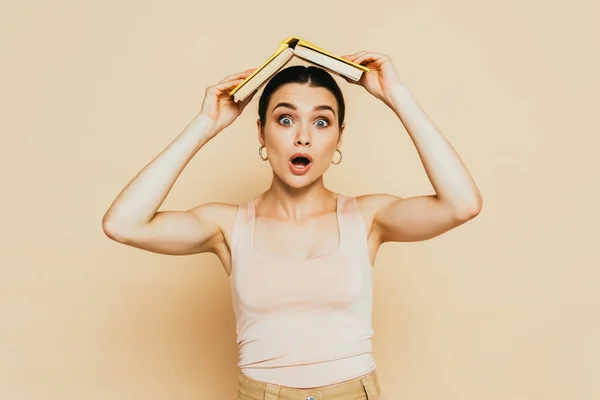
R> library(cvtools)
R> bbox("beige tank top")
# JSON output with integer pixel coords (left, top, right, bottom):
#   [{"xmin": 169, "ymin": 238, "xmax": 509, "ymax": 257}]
[{"xmin": 229, "ymin": 193, "xmax": 376, "ymax": 388}]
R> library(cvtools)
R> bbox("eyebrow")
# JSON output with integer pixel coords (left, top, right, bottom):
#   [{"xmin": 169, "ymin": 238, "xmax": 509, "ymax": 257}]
[{"xmin": 272, "ymin": 102, "xmax": 336, "ymax": 116}]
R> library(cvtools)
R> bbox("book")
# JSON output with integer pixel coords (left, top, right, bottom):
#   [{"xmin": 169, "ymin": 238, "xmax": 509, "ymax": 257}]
[{"xmin": 229, "ymin": 37, "xmax": 370, "ymax": 103}]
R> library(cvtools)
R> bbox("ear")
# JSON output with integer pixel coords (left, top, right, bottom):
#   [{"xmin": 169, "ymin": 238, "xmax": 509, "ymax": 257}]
[
  {"xmin": 257, "ymin": 119, "xmax": 265, "ymax": 146},
  {"xmin": 337, "ymin": 123, "xmax": 345, "ymax": 149}
]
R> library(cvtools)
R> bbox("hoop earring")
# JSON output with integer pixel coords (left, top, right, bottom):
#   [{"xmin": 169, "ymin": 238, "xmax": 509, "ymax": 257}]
[
  {"xmin": 258, "ymin": 145, "xmax": 268, "ymax": 161},
  {"xmin": 332, "ymin": 149, "xmax": 343, "ymax": 165}
]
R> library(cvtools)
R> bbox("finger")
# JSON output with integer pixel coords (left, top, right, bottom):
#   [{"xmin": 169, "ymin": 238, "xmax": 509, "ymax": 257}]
[
  {"xmin": 353, "ymin": 52, "xmax": 386, "ymax": 66},
  {"xmin": 354, "ymin": 52, "xmax": 382, "ymax": 63},
  {"xmin": 209, "ymin": 77, "xmax": 247, "ymax": 94},
  {"xmin": 341, "ymin": 50, "xmax": 368, "ymax": 62},
  {"xmin": 220, "ymin": 68, "xmax": 257, "ymax": 83},
  {"xmin": 219, "ymin": 69, "xmax": 255, "ymax": 83}
]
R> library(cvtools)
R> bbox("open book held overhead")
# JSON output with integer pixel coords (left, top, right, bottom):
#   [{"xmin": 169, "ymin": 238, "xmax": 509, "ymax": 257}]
[{"xmin": 229, "ymin": 37, "xmax": 370, "ymax": 103}]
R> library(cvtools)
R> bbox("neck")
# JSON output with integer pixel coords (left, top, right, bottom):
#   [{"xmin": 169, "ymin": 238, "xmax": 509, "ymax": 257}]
[{"xmin": 258, "ymin": 175, "xmax": 337, "ymax": 221}]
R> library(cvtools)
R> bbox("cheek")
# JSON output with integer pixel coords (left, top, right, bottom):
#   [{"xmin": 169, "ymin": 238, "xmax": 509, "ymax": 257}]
[
  {"xmin": 314, "ymin": 132, "xmax": 340, "ymax": 151},
  {"xmin": 264, "ymin": 131, "xmax": 289, "ymax": 156}
]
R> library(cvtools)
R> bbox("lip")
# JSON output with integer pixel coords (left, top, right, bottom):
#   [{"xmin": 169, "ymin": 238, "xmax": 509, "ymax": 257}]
[{"xmin": 289, "ymin": 153, "xmax": 313, "ymax": 176}]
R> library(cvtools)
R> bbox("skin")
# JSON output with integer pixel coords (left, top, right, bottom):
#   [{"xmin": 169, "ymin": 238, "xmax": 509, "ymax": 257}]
[
  {"xmin": 257, "ymin": 83, "xmax": 344, "ymax": 193},
  {"xmin": 102, "ymin": 51, "xmax": 483, "ymax": 277}
]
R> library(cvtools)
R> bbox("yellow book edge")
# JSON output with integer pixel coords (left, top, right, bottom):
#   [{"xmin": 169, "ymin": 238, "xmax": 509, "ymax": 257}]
[
  {"xmin": 229, "ymin": 37, "xmax": 370, "ymax": 97},
  {"xmin": 229, "ymin": 37, "xmax": 296, "ymax": 97},
  {"xmin": 295, "ymin": 38, "xmax": 370, "ymax": 73}
]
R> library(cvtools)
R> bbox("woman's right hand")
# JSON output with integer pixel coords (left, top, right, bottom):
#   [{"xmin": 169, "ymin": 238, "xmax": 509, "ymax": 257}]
[{"xmin": 198, "ymin": 68, "xmax": 257, "ymax": 136}]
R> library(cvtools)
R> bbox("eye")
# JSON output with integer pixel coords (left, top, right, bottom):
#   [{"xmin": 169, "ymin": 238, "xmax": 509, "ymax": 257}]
[
  {"xmin": 315, "ymin": 118, "xmax": 330, "ymax": 128},
  {"xmin": 278, "ymin": 115, "xmax": 293, "ymax": 126}
]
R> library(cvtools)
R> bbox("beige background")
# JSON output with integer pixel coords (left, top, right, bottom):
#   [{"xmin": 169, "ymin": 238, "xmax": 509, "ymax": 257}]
[{"xmin": 2, "ymin": 0, "xmax": 598, "ymax": 399}]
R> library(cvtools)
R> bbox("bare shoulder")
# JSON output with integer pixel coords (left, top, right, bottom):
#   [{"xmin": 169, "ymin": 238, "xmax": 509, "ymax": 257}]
[
  {"xmin": 355, "ymin": 193, "xmax": 403, "ymax": 234},
  {"xmin": 188, "ymin": 201, "xmax": 240, "ymax": 248},
  {"xmin": 355, "ymin": 193, "xmax": 403, "ymax": 218},
  {"xmin": 188, "ymin": 201, "xmax": 239, "ymax": 222}
]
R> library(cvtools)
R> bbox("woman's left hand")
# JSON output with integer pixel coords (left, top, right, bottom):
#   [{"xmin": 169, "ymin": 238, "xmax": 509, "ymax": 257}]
[{"xmin": 341, "ymin": 51, "xmax": 404, "ymax": 108}]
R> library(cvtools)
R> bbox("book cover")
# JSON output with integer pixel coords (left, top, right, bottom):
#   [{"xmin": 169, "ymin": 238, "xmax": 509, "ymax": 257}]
[{"xmin": 229, "ymin": 37, "xmax": 370, "ymax": 98}]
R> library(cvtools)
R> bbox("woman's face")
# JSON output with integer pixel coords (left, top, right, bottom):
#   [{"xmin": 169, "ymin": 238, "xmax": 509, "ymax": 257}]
[{"xmin": 258, "ymin": 83, "xmax": 344, "ymax": 189}]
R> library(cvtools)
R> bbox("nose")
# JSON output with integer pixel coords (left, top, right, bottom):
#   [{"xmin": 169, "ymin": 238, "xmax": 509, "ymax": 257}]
[
  {"xmin": 295, "ymin": 125, "xmax": 311, "ymax": 147},
  {"xmin": 296, "ymin": 137, "xmax": 311, "ymax": 146}
]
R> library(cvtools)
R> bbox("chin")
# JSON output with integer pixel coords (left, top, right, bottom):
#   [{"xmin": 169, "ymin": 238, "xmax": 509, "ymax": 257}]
[
  {"xmin": 273, "ymin": 169, "xmax": 321, "ymax": 189},
  {"xmin": 283, "ymin": 175, "xmax": 318, "ymax": 189}
]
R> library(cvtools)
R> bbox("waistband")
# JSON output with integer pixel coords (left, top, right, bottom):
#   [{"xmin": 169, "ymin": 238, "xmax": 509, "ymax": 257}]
[{"xmin": 237, "ymin": 369, "xmax": 384, "ymax": 400}]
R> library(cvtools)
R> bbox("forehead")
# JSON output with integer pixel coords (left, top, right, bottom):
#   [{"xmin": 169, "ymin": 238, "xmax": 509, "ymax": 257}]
[{"xmin": 268, "ymin": 83, "xmax": 337, "ymax": 113}]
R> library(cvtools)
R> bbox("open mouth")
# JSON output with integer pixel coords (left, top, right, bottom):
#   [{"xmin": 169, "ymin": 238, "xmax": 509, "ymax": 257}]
[
  {"xmin": 289, "ymin": 153, "xmax": 313, "ymax": 175},
  {"xmin": 291, "ymin": 156, "xmax": 311, "ymax": 167}
]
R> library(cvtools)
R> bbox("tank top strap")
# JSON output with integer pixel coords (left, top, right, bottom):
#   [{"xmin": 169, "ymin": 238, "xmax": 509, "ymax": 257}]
[
  {"xmin": 230, "ymin": 200, "xmax": 254, "ymax": 256},
  {"xmin": 337, "ymin": 194, "xmax": 370, "ymax": 251},
  {"xmin": 232, "ymin": 194, "xmax": 368, "ymax": 259}
]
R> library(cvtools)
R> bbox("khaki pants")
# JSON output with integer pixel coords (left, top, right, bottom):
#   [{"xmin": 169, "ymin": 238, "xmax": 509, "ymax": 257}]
[{"xmin": 237, "ymin": 369, "xmax": 386, "ymax": 400}]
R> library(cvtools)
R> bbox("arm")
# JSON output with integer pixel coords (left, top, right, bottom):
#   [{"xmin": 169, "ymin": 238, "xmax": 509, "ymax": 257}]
[
  {"xmin": 102, "ymin": 69, "xmax": 256, "ymax": 255},
  {"xmin": 343, "ymin": 52, "xmax": 482, "ymax": 243},
  {"xmin": 101, "ymin": 116, "xmax": 223, "ymax": 255}
]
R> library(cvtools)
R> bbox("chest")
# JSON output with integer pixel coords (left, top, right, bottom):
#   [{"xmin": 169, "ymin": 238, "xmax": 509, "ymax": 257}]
[
  {"xmin": 233, "ymin": 254, "xmax": 371, "ymax": 314},
  {"xmin": 253, "ymin": 212, "xmax": 340, "ymax": 260}
]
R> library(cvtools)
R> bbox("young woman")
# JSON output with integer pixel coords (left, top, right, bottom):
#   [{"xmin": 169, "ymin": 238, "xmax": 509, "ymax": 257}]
[{"xmin": 102, "ymin": 50, "xmax": 482, "ymax": 399}]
